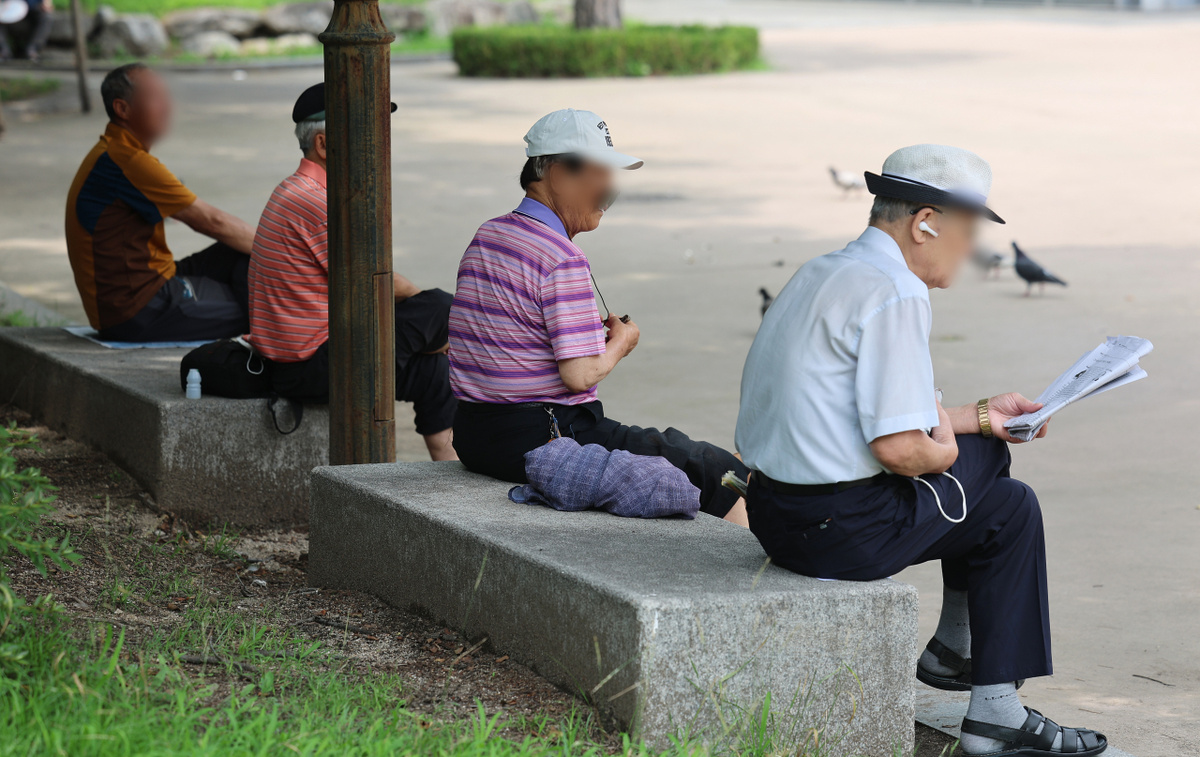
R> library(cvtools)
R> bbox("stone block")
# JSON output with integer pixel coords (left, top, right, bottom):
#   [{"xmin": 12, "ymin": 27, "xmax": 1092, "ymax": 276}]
[
  {"xmin": 260, "ymin": 1, "xmax": 334, "ymax": 37},
  {"xmin": 162, "ymin": 7, "xmax": 263, "ymax": 40},
  {"xmin": 179, "ymin": 30, "xmax": 241, "ymax": 57},
  {"xmin": 92, "ymin": 13, "xmax": 168, "ymax": 58},
  {"xmin": 378, "ymin": 4, "xmax": 427, "ymax": 35},
  {"xmin": 309, "ymin": 462, "xmax": 919, "ymax": 756},
  {"xmin": 47, "ymin": 10, "xmax": 94, "ymax": 46},
  {"xmin": 0, "ymin": 328, "xmax": 325, "ymax": 527}
]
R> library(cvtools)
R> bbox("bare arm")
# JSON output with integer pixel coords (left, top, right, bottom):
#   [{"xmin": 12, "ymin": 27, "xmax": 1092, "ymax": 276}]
[
  {"xmin": 173, "ymin": 199, "xmax": 256, "ymax": 254},
  {"xmin": 946, "ymin": 392, "xmax": 1049, "ymax": 442},
  {"xmin": 869, "ymin": 402, "xmax": 958, "ymax": 477},
  {"xmin": 558, "ymin": 314, "xmax": 639, "ymax": 394},
  {"xmin": 393, "ymin": 272, "xmax": 421, "ymax": 301}
]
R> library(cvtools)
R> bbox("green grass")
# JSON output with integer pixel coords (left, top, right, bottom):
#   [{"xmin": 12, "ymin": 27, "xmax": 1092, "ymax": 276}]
[
  {"xmin": 0, "ymin": 427, "xmax": 931, "ymax": 757},
  {"xmin": 0, "ymin": 77, "xmax": 60, "ymax": 102},
  {"xmin": 2, "ymin": 617, "xmax": 629, "ymax": 756},
  {"xmin": 0, "ymin": 308, "xmax": 65, "ymax": 327},
  {"xmin": 184, "ymin": 35, "xmax": 448, "ymax": 63},
  {"xmin": 0, "ymin": 310, "xmax": 36, "ymax": 327},
  {"xmin": 80, "ymin": 0, "xmax": 424, "ymax": 15},
  {"xmin": 1, "ymin": 560, "xmax": 923, "ymax": 757},
  {"xmin": 106, "ymin": 35, "xmax": 449, "ymax": 65}
]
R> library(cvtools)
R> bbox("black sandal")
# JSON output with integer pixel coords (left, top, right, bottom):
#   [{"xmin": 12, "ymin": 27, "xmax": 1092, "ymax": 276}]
[
  {"xmin": 916, "ymin": 638, "xmax": 1025, "ymax": 692},
  {"xmin": 917, "ymin": 637, "xmax": 973, "ymax": 691},
  {"xmin": 961, "ymin": 708, "xmax": 1107, "ymax": 756}
]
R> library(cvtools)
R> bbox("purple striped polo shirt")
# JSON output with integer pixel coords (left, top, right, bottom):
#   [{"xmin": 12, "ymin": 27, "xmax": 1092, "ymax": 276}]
[{"xmin": 448, "ymin": 198, "xmax": 606, "ymax": 405}]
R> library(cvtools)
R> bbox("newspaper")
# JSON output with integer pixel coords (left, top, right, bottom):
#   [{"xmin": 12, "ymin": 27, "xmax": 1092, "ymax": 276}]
[{"xmin": 1003, "ymin": 336, "xmax": 1153, "ymax": 442}]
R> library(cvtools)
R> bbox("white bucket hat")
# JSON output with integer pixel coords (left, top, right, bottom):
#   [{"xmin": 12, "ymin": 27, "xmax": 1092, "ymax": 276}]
[
  {"xmin": 524, "ymin": 108, "xmax": 643, "ymax": 170},
  {"xmin": 865, "ymin": 144, "xmax": 1004, "ymax": 224}
]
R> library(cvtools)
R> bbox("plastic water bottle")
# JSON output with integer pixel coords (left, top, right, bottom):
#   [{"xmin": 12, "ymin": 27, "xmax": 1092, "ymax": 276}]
[{"xmin": 185, "ymin": 369, "xmax": 202, "ymax": 400}]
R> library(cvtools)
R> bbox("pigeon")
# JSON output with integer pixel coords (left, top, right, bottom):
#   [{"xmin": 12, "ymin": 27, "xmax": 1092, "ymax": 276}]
[
  {"xmin": 972, "ymin": 246, "xmax": 1005, "ymax": 278},
  {"xmin": 1012, "ymin": 242, "xmax": 1066, "ymax": 296},
  {"xmin": 758, "ymin": 287, "xmax": 774, "ymax": 318},
  {"xmin": 829, "ymin": 167, "xmax": 866, "ymax": 196}
]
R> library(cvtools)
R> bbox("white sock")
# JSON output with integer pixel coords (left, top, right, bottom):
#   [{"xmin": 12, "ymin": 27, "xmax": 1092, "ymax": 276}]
[
  {"xmin": 962, "ymin": 683, "xmax": 1064, "ymax": 754},
  {"xmin": 920, "ymin": 587, "xmax": 970, "ymax": 675}
]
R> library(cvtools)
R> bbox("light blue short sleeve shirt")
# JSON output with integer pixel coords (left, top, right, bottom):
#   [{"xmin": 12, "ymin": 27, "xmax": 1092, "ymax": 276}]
[{"xmin": 735, "ymin": 226, "xmax": 939, "ymax": 484}]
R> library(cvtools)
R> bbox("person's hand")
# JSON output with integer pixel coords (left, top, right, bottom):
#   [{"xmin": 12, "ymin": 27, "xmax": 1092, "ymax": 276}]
[
  {"xmin": 931, "ymin": 400, "xmax": 958, "ymax": 449},
  {"xmin": 604, "ymin": 313, "xmax": 639, "ymax": 357},
  {"xmin": 987, "ymin": 392, "xmax": 1049, "ymax": 443}
]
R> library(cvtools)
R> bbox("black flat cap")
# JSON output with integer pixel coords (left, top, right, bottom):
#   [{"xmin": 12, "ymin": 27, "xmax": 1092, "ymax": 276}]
[{"xmin": 292, "ymin": 82, "xmax": 398, "ymax": 124}]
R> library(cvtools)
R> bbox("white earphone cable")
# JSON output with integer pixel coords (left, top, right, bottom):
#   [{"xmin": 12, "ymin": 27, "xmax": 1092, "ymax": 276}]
[{"xmin": 912, "ymin": 472, "xmax": 967, "ymax": 524}]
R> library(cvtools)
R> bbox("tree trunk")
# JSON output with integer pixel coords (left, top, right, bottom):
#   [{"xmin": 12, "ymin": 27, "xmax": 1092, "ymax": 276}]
[
  {"xmin": 70, "ymin": 0, "xmax": 91, "ymax": 114},
  {"xmin": 574, "ymin": 0, "xmax": 622, "ymax": 29}
]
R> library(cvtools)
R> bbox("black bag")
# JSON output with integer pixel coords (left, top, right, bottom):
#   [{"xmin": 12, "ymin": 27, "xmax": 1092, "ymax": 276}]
[
  {"xmin": 179, "ymin": 338, "xmax": 306, "ymax": 435},
  {"xmin": 180, "ymin": 337, "xmax": 271, "ymax": 399}
]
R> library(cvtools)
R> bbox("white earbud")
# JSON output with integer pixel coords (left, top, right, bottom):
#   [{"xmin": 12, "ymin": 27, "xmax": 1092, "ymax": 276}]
[{"xmin": 918, "ymin": 221, "xmax": 939, "ymax": 238}]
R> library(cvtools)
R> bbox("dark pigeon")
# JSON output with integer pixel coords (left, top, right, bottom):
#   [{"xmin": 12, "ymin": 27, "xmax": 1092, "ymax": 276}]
[
  {"xmin": 759, "ymin": 287, "xmax": 774, "ymax": 318},
  {"xmin": 1013, "ymin": 242, "xmax": 1066, "ymax": 296}
]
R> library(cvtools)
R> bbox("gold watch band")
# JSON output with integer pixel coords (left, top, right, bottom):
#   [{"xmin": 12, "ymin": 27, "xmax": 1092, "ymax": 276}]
[{"xmin": 977, "ymin": 398, "xmax": 993, "ymax": 438}]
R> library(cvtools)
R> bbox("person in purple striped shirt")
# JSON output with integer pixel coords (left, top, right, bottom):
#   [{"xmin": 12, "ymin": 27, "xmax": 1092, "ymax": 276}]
[{"xmin": 448, "ymin": 109, "xmax": 749, "ymax": 524}]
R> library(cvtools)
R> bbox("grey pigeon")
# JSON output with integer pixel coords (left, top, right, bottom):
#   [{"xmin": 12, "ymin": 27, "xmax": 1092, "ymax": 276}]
[
  {"xmin": 829, "ymin": 167, "xmax": 866, "ymax": 196},
  {"xmin": 972, "ymin": 246, "xmax": 1005, "ymax": 278},
  {"xmin": 1012, "ymin": 242, "xmax": 1066, "ymax": 296},
  {"xmin": 759, "ymin": 287, "xmax": 774, "ymax": 318}
]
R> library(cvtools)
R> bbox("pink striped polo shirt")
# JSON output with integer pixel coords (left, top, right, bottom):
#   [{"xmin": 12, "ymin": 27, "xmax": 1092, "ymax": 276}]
[
  {"xmin": 247, "ymin": 158, "xmax": 329, "ymax": 362},
  {"xmin": 449, "ymin": 198, "xmax": 606, "ymax": 405}
]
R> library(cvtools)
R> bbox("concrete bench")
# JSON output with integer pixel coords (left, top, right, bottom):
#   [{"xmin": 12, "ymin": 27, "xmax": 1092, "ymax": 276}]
[
  {"xmin": 0, "ymin": 327, "xmax": 426, "ymax": 527},
  {"xmin": 310, "ymin": 462, "xmax": 920, "ymax": 756}
]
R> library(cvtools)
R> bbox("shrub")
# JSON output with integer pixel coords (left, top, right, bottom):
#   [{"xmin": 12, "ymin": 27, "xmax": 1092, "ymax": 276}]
[
  {"xmin": 0, "ymin": 423, "xmax": 77, "ymax": 668},
  {"xmin": 452, "ymin": 24, "xmax": 760, "ymax": 78}
]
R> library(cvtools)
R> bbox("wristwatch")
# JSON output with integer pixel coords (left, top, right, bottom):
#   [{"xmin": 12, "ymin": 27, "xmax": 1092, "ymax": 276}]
[{"xmin": 977, "ymin": 398, "xmax": 993, "ymax": 438}]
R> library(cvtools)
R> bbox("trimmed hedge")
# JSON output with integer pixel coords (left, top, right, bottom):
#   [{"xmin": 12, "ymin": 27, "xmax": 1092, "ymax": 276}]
[{"xmin": 451, "ymin": 25, "xmax": 760, "ymax": 78}]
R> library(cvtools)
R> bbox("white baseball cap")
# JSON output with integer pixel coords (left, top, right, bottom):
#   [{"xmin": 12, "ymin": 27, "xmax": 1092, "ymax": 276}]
[
  {"xmin": 864, "ymin": 144, "xmax": 1004, "ymax": 224},
  {"xmin": 524, "ymin": 108, "xmax": 643, "ymax": 170}
]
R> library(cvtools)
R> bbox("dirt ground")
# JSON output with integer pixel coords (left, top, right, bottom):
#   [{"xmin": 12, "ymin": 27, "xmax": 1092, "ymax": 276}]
[
  {"xmin": 2, "ymin": 404, "xmax": 956, "ymax": 756},
  {"xmin": 1, "ymin": 404, "xmax": 580, "ymax": 740}
]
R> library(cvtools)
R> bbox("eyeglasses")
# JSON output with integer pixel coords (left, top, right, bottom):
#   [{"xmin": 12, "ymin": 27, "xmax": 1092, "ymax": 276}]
[{"xmin": 909, "ymin": 205, "xmax": 944, "ymax": 216}]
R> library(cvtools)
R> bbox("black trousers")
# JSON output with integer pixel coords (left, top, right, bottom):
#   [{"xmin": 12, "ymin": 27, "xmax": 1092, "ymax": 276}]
[
  {"xmin": 268, "ymin": 290, "xmax": 457, "ymax": 436},
  {"xmin": 747, "ymin": 434, "xmax": 1052, "ymax": 685},
  {"xmin": 0, "ymin": 8, "xmax": 52, "ymax": 59},
  {"xmin": 453, "ymin": 400, "xmax": 749, "ymax": 518},
  {"xmin": 99, "ymin": 242, "xmax": 249, "ymax": 343}
]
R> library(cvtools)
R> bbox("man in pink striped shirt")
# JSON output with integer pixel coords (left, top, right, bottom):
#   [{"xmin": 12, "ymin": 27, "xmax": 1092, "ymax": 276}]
[
  {"xmin": 449, "ymin": 109, "xmax": 748, "ymax": 523},
  {"xmin": 247, "ymin": 83, "xmax": 457, "ymax": 460}
]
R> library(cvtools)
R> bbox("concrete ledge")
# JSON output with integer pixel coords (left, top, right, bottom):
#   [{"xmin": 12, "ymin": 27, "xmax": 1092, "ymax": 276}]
[
  {"xmin": 0, "ymin": 327, "xmax": 328, "ymax": 526},
  {"xmin": 310, "ymin": 462, "xmax": 920, "ymax": 756}
]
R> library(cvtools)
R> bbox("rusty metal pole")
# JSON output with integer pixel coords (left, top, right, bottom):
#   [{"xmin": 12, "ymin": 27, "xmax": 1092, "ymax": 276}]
[
  {"xmin": 70, "ymin": 0, "xmax": 91, "ymax": 113},
  {"xmin": 319, "ymin": 0, "xmax": 396, "ymax": 465}
]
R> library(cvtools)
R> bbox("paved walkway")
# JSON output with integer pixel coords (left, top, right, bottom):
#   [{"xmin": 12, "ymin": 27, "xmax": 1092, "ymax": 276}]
[{"xmin": 2, "ymin": 3, "xmax": 1199, "ymax": 753}]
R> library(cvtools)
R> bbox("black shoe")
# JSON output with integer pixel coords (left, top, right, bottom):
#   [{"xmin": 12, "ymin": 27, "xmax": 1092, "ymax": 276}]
[
  {"xmin": 916, "ymin": 637, "xmax": 1025, "ymax": 692},
  {"xmin": 961, "ymin": 708, "xmax": 1107, "ymax": 755}
]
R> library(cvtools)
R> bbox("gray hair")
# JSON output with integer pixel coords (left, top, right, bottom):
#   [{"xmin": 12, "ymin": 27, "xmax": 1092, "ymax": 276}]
[
  {"xmin": 868, "ymin": 196, "xmax": 925, "ymax": 226},
  {"xmin": 519, "ymin": 153, "xmax": 583, "ymax": 190},
  {"xmin": 295, "ymin": 119, "xmax": 325, "ymax": 154},
  {"xmin": 101, "ymin": 62, "xmax": 149, "ymax": 122}
]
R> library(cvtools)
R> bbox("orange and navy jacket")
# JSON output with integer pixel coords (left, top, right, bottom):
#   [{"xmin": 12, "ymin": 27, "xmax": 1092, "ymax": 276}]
[{"xmin": 65, "ymin": 123, "xmax": 197, "ymax": 330}]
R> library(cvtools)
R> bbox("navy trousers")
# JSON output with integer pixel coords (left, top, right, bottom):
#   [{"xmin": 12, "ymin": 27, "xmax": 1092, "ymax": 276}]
[{"xmin": 747, "ymin": 434, "xmax": 1052, "ymax": 685}]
